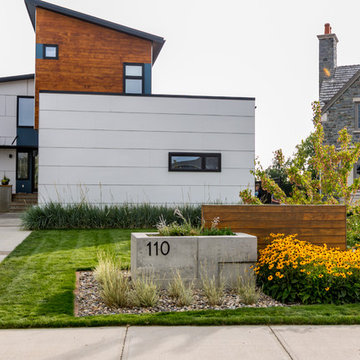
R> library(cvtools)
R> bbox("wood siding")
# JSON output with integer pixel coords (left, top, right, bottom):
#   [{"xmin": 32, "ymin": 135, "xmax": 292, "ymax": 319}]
[
  {"xmin": 35, "ymin": 8, "xmax": 152, "ymax": 128},
  {"xmin": 202, "ymin": 205, "xmax": 347, "ymax": 250}
]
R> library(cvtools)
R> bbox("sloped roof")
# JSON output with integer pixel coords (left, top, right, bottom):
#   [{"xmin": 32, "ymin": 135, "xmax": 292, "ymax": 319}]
[
  {"xmin": 0, "ymin": 74, "xmax": 34, "ymax": 83},
  {"xmin": 320, "ymin": 65, "xmax": 360, "ymax": 108},
  {"xmin": 24, "ymin": 0, "xmax": 165, "ymax": 63}
]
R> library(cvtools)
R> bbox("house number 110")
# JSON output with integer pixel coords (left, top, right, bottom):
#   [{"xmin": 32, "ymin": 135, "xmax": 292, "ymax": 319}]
[{"xmin": 146, "ymin": 241, "xmax": 170, "ymax": 256}]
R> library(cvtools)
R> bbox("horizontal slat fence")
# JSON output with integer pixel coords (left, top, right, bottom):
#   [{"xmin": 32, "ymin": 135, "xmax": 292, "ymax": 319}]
[{"xmin": 202, "ymin": 205, "xmax": 347, "ymax": 250}]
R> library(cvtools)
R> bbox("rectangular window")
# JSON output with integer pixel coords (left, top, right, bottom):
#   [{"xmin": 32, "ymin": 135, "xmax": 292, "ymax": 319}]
[
  {"xmin": 169, "ymin": 152, "xmax": 221, "ymax": 172},
  {"xmin": 43, "ymin": 44, "xmax": 58, "ymax": 59},
  {"xmin": 124, "ymin": 63, "xmax": 144, "ymax": 94},
  {"xmin": 17, "ymin": 152, "xmax": 29, "ymax": 180},
  {"xmin": 17, "ymin": 97, "xmax": 35, "ymax": 127}
]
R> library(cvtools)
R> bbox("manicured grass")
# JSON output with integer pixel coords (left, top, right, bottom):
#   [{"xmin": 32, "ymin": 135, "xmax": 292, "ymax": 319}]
[{"xmin": 1, "ymin": 229, "xmax": 360, "ymax": 328}]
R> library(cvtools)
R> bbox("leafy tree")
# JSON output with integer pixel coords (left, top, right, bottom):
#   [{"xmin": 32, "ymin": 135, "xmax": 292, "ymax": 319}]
[{"xmin": 240, "ymin": 102, "xmax": 360, "ymax": 206}]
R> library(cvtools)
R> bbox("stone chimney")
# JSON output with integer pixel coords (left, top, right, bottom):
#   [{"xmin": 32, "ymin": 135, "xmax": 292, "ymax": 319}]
[{"xmin": 317, "ymin": 23, "xmax": 339, "ymax": 93}]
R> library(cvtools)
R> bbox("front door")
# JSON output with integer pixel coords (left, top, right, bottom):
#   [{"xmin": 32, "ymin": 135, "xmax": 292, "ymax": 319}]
[{"xmin": 16, "ymin": 150, "xmax": 37, "ymax": 193}]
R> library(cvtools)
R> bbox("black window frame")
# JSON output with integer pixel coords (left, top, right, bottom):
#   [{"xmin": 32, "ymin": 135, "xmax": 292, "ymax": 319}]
[
  {"xmin": 16, "ymin": 151, "xmax": 30, "ymax": 181},
  {"xmin": 168, "ymin": 152, "xmax": 221, "ymax": 172},
  {"xmin": 43, "ymin": 44, "xmax": 59, "ymax": 60},
  {"xmin": 17, "ymin": 96, "xmax": 35, "ymax": 128},
  {"xmin": 123, "ymin": 63, "xmax": 144, "ymax": 94}
]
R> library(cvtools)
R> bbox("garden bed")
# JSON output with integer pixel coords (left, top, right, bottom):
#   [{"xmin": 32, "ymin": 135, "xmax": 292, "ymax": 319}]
[{"xmin": 74, "ymin": 271, "xmax": 286, "ymax": 317}]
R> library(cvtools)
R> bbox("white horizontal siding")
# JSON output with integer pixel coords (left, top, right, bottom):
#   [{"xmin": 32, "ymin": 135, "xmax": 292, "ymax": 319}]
[
  {"xmin": 40, "ymin": 110, "xmax": 255, "ymax": 134},
  {"xmin": 39, "ymin": 166, "xmax": 253, "ymax": 186},
  {"xmin": 38, "ymin": 184, "xmax": 250, "ymax": 205},
  {"xmin": 39, "ymin": 129, "xmax": 253, "ymax": 151},
  {"xmin": 40, "ymin": 93, "xmax": 255, "ymax": 116},
  {"xmin": 39, "ymin": 148, "xmax": 254, "ymax": 169},
  {"xmin": 39, "ymin": 93, "xmax": 255, "ymax": 205}
]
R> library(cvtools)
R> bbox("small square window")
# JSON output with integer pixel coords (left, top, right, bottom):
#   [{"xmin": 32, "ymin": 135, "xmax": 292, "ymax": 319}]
[{"xmin": 44, "ymin": 45, "xmax": 58, "ymax": 59}]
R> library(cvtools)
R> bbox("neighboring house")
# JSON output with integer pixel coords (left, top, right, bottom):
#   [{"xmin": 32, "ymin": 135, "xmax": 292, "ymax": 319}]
[
  {"xmin": 318, "ymin": 23, "xmax": 360, "ymax": 182},
  {"xmin": 0, "ymin": 0, "xmax": 255, "ymax": 205}
]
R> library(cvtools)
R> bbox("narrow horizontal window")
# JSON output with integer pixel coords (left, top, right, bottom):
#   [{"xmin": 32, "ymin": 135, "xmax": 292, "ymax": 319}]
[
  {"xmin": 169, "ymin": 153, "xmax": 221, "ymax": 172},
  {"xmin": 44, "ymin": 44, "xmax": 58, "ymax": 59}
]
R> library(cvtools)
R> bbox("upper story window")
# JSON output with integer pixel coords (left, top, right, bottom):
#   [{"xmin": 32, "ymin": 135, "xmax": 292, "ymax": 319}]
[
  {"xmin": 124, "ymin": 63, "xmax": 144, "ymax": 94},
  {"xmin": 169, "ymin": 152, "xmax": 221, "ymax": 172},
  {"xmin": 44, "ymin": 44, "xmax": 58, "ymax": 59},
  {"xmin": 17, "ymin": 97, "xmax": 35, "ymax": 127}
]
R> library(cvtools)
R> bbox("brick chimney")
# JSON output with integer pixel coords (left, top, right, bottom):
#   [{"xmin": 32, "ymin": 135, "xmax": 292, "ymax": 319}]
[{"xmin": 317, "ymin": 23, "xmax": 339, "ymax": 94}]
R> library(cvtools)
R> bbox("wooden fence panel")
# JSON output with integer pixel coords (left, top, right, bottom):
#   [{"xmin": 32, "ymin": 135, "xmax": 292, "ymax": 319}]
[{"xmin": 202, "ymin": 205, "xmax": 347, "ymax": 250}]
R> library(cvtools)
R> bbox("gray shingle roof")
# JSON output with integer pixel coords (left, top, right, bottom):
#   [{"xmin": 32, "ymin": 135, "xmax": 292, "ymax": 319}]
[{"xmin": 320, "ymin": 65, "xmax": 360, "ymax": 107}]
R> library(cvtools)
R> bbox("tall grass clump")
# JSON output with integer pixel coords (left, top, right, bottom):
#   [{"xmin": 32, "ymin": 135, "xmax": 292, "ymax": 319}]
[
  {"xmin": 130, "ymin": 275, "xmax": 159, "ymax": 307},
  {"xmin": 235, "ymin": 276, "xmax": 260, "ymax": 305},
  {"xmin": 94, "ymin": 251, "xmax": 131, "ymax": 307},
  {"xmin": 168, "ymin": 271, "xmax": 194, "ymax": 306},
  {"xmin": 22, "ymin": 202, "xmax": 201, "ymax": 230},
  {"xmin": 201, "ymin": 270, "xmax": 225, "ymax": 306}
]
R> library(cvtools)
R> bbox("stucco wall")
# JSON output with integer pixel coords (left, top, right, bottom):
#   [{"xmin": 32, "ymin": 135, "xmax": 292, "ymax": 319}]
[{"xmin": 38, "ymin": 93, "xmax": 255, "ymax": 205}]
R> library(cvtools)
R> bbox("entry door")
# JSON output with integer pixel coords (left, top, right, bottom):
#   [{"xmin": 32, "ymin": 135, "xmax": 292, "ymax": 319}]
[{"xmin": 16, "ymin": 150, "xmax": 34, "ymax": 193}]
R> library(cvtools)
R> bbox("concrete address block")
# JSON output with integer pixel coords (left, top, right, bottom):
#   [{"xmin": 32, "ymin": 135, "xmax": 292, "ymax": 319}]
[{"xmin": 131, "ymin": 232, "xmax": 257, "ymax": 287}]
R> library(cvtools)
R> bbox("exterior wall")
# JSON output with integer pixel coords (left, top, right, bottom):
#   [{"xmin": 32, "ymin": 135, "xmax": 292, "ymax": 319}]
[
  {"xmin": 0, "ymin": 79, "xmax": 34, "ymax": 193},
  {"xmin": 35, "ymin": 8, "xmax": 152, "ymax": 128},
  {"xmin": 0, "ymin": 79, "xmax": 35, "ymax": 146},
  {"xmin": 323, "ymin": 78, "xmax": 360, "ymax": 145},
  {"xmin": 38, "ymin": 93, "xmax": 255, "ymax": 205},
  {"xmin": 0, "ymin": 149, "xmax": 16, "ymax": 193}
]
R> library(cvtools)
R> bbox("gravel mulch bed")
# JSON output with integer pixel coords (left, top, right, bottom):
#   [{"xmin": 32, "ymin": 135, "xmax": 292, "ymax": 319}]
[{"xmin": 75, "ymin": 271, "xmax": 287, "ymax": 317}]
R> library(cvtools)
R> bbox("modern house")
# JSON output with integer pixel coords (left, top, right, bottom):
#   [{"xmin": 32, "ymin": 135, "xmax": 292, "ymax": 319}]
[
  {"xmin": 0, "ymin": 0, "xmax": 255, "ymax": 206},
  {"xmin": 318, "ymin": 23, "xmax": 360, "ymax": 182}
]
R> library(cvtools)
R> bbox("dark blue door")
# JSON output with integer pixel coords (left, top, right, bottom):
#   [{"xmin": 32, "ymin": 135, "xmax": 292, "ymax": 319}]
[{"xmin": 16, "ymin": 150, "xmax": 33, "ymax": 193}]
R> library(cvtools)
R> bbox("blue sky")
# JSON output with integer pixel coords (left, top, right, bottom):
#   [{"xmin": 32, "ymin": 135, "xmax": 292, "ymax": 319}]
[{"xmin": 2, "ymin": 0, "xmax": 360, "ymax": 166}]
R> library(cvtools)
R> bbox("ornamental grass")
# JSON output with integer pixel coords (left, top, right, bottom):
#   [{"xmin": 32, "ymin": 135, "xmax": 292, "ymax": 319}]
[{"xmin": 256, "ymin": 234, "xmax": 360, "ymax": 304}]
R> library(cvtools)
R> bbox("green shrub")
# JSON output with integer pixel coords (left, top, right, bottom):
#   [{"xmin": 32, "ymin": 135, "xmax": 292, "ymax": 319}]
[
  {"xmin": 256, "ymin": 234, "xmax": 360, "ymax": 304},
  {"xmin": 21, "ymin": 202, "xmax": 201, "ymax": 230},
  {"xmin": 156, "ymin": 209, "xmax": 234, "ymax": 236},
  {"xmin": 347, "ymin": 214, "xmax": 360, "ymax": 247}
]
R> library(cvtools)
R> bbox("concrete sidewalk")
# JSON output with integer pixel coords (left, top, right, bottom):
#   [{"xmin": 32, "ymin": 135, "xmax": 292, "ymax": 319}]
[
  {"xmin": 0, "ymin": 213, "xmax": 31, "ymax": 262},
  {"xmin": 0, "ymin": 326, "xmax": 359, "ymax": 360}
]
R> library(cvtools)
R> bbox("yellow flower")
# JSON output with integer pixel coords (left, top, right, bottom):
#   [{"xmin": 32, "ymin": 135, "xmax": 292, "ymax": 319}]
[
  {"xmin": 275, "ymin": 272, "xmax": 281, "ymax": 277},
  {"xmin": 268, "ymin": 275, "xmax": 273, "ymax": 281},
  {"xmin": 307, "ymin": 272, "xmax": 311, "ymax": 275},
  {"xmin": 325, "ymin": 287, "xmax": 330, "ymax": 291},
  {"xmin": 318, "ymin": 274, "xmax": 323, "ymax": 278},
  {"xmin": 347, "ymin": 272, "xmax": 353, "ymax": 276}
]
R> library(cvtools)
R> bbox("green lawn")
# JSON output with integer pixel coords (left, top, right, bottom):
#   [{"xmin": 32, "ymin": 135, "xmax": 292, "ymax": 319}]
[{"xmin": 1, "ymin": 229, "xmax": 360, "ymax": 328}]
